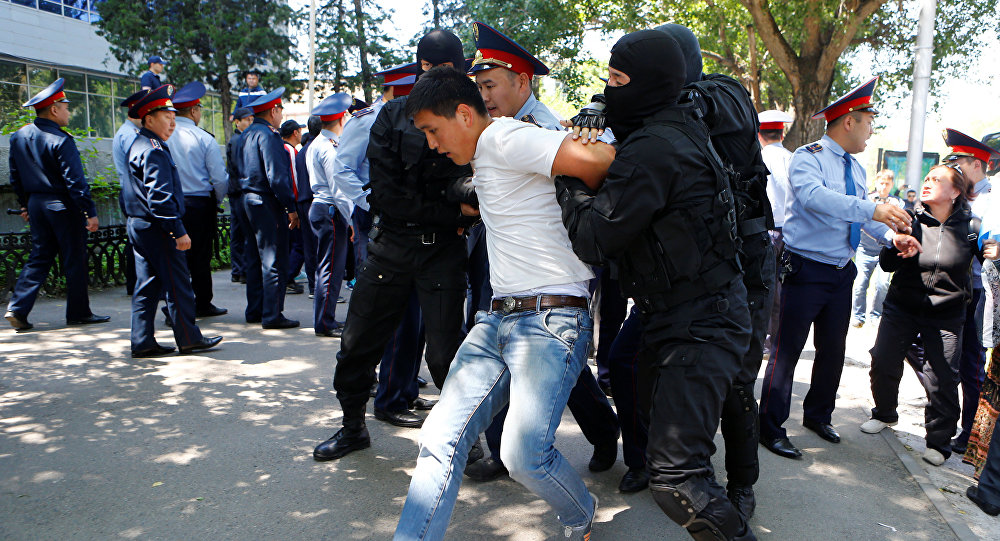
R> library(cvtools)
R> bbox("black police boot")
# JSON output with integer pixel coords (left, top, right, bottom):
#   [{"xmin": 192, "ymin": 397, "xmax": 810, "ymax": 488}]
[
  {"xmin": 313, "ymin": 409, "xmax": 370, "ymax": 461},
  {"xmin": 651, "ymin": 479, "xmax": 754, "ymax": 541}
]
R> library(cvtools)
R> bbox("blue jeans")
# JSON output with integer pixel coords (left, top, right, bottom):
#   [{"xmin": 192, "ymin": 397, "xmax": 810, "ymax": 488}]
[
  {"xmin": 395, "ymin": 307, "xmax": 595, "ymax": 540},
  {"xmin": 851, "ymin": 248, "xmax": 889, "ymax": 322}
]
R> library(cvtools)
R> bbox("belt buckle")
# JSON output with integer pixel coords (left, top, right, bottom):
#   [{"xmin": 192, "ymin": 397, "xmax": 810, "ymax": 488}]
[
  {"xmin": 421, "ymin": 233, "xmax": 436, "ymax": 245},
  {"xmin": 503, "ymin": 296, "xmax": 516, "ymax": 312}
]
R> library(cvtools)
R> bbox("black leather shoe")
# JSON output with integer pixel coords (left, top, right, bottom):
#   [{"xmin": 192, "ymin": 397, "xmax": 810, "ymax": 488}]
[
  {"xmin": 803, "ymin": 419, "xmax": 841, "ymax": 443},
  {"xmin": 599, "ymin": 380, "xmax": 613, "ymax": 397},
  {"xmin": 952, "ymin": 437, "xmax": 969, "ymax": 455},
  {"xmin": 179, "ymin": 336, "xmax": 223, "ymax": 354},
  {"xmin": 286, "ymin": 282, "xmax": 304, "ymax": 294},
  {"xmin": 409, "ymin": 397, "xmax": 437, "ymax": 410},
  {"xmin": 315, "ymin": 327, "xmax": 343, "ymax": 338},
  {"xmin": 231, "ymin": 275, "xmax": 242, "ymax": 283},
  {"xmin": 728, "ymin": 485, "xmax": 756, "ymax": 521},
  {"xmin": 5, "ymin": 311, "xmax": 33, "ymax": 331},
  {"xmin": 196, "ymin": 305, "xmax": 228, "ymax": 317},
  {"xmin": 416, "ymin": 375, "xmax": 428, "ymax": 388},
  {"xmin": 263, "ymin": 317, "xmax": 299, "ymax": 329},
  {"xmin": 374, "ymin": 408, "xmax": 423, "ymax": 428},
  {"xmin": 67, "ymin": 314, "xmax": 111, "ymax": 325},
  {"xmin": 131, "ymin": 344, "xmax": 176, "ymax": 358},
  {"xmin": 464, "ymin": 457, "xmax": 508, "ymax": 482},
  {"xmin": 760, "ymin": 436, "xmax": 802, "ymax": 459},
  {"xmin": 618, "ymin": 467, "xmax": 650, "ymax": 493},
  {"xmin": 313, "ymin": 427, "xmax": 371, "ymax": 461},
  {"xmin": 369, "ymin": 380, "xmax": 378, "ymax": 398},
  {"xmin": 468, "ymin": 437, "xmax": 484, "ymax": 464},
  {"xmin": 967, "ymin": 486, "xmax": 1000, "ymax": 516},
  {"xmin": 589, "ymin": 440, "xmax": 618, "ymax": 472}
]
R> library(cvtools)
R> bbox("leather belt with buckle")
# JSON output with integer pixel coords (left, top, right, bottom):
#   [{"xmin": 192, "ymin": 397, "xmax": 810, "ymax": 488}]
[{"xmin": 490, "ymin": 295, "xmax": 589, "ymax": 314}]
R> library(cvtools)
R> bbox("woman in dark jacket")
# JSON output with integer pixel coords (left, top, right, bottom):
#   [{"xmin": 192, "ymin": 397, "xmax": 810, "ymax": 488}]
[{"xmin": 860, "ymin": 164, "xmax": 998, "ymax": 466}]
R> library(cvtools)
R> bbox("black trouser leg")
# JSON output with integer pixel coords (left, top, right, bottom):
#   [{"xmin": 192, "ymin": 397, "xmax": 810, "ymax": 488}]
[
  {"xmin": 920, "ymin": 316, "xmax": 963, "ymax": 456},
  {"xmin": 181, "ymin": 196, "xmax": 217, "ymax": 311}
]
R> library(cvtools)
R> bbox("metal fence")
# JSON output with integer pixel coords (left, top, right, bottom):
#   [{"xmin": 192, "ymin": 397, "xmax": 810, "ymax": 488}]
[{"xmin": 0, "ymin": 216, "xmax": 231, "ymax": 296}]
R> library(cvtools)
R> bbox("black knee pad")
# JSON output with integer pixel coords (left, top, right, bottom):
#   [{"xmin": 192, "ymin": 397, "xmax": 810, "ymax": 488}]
[{"xmin": 651, "ymin": 477, "xmax": 750, "ymax": 541}]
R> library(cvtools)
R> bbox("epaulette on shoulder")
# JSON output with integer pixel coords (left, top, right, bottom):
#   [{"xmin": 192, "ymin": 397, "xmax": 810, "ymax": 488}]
[
  {"xmin": 150, "ymin": 137, "xmax": 162, "ymax": 150},
  {"xmin": 805, "ymin": 142, "xmax": 823, "ymax": 154},
  {"xmin": 353, "ymin": 106, "xmax": 375, "ymax": 118},
  {"xmin": 269, "ymin": 125, "xmax": 279, "ymax": 134},
  {"xmin": 201, "ymin": 127, "xmax": 215, "ymax": 138}
]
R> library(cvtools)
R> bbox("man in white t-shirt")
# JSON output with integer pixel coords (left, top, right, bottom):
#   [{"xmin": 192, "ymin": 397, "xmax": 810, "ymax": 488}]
[{"xmin": 393, "ymin": 67, "xmax": 615, "ymax": 540}]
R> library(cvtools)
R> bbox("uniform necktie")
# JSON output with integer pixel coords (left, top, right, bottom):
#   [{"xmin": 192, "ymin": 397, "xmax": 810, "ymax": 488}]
[{"xmin": 843, "ymin": 153, "xmax": 861, "ymax": 249}]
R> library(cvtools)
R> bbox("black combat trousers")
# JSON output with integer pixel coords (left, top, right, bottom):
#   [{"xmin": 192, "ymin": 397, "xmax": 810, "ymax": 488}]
[
  {"xmin": 639, "ymin": 279, "xmax": 751, "ymax": 537},
  {"xmin": 333, "ymin": 226, "xmax": 468, "ymax": 424},
  {"xmin": 721, "ymin": 232, "xmax": 775, "ymax": 487},
  {"xmin": 869, "ymin": 303, "xmax": 964, "ymax": 457}
]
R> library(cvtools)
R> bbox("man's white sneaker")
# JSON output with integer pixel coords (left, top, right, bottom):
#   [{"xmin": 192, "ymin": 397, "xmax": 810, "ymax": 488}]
[
  {"xmin": 922, "ymin": 448, "xmax": 946, "ymax": 466},
  {"xmin": 860, "ymin": 418, "xmax": 897, "ymax": 434}
]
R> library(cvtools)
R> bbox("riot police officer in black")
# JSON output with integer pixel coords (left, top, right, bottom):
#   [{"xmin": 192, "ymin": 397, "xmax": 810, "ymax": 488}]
[
  {"xmin": 557, "ymin": 31, "xmax": 754, "ymax": 541},
  {"xmin": 658, "ymin": 23, "xmax": 776, "ymax": 521},
  {"xmin": 313, "ymin": 30, "xmax": 476, "ymax": 461}
]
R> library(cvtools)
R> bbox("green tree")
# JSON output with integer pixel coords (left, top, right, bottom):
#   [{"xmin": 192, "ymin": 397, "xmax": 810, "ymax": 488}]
[
  {"xmin": 416, "ymin": 1, "xmax": 592, "ymax": 103},
  {"xmin": 579, "ymin": 0, "xmax": 1000, "ymax": 148},
  {"xmin": 95, "ymin": 0, "xmax": 300, "ymax": 143},
  {"xmin": 314, "ymin": 0, "xmax": 408, "ymax": 102}
]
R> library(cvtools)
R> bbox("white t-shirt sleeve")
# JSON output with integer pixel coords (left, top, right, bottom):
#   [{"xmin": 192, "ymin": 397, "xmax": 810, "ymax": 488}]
[{"xmin": 493, "ymin": 121, "xmax": 568, "ymax": 178}]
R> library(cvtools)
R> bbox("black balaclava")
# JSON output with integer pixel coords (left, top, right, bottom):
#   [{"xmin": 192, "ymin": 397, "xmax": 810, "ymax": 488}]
[
  {"xmin": 655, "ymin": 23, "xmax": 703, "ymax": 85},
  {"xmin": 604, "ymin": 30, "xmax": 687, "ymax": 141},
  {"xmin": 415, "ymin": 29, "xmax": 465, "ymax": 80}
]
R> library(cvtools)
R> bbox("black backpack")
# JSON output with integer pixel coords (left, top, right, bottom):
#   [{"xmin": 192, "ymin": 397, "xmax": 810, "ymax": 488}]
[{"xmin": 685, "ymin": 74, "xmax": 773, "ymax": 238}]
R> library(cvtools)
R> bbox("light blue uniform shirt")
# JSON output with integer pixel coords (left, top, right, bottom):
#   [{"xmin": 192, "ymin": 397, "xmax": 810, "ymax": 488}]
[
  {"xmin": 970, "ymin": 176, "xmax": 994, "ymax": 288},
  {"xmin": 112, "ymin": 120, "xmax": 140, "ymax": 187},
  {"xmin": 513, "ymin": 93, "xmax": 617, "ymax": 143},
  {"xmin": 783, "ymin": 135, "xmax": 893, "ymax": 267},
  {"xmin": 169, "ymin": 116, "xmax": 227, "ymax": 200},
  {"xmin": 309, "ymin": 129, "xmax": 353, "ymax": 221},
  {"xmin": 332, "ymin": 99, "xmax": 385, "ymax": 212}
]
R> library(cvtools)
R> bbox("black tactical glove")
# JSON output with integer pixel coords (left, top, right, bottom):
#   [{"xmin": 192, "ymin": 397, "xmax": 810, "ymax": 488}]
[{"xmin": 569, "ymin": 94, "xmax": 607, "ymax": 140}]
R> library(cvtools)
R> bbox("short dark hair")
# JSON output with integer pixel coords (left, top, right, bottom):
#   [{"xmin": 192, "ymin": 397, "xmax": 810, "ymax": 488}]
[
  {"xmin": 759, "ymin": 128, "xmax": 783, "ymax": 142},
  {"xmin": 405, "ymin": 66, "xmax": 488, "ymax": 119}
]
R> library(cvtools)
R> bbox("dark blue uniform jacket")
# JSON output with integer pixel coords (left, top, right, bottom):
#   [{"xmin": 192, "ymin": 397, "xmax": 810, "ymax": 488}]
[
  {"xmin": 8, "ymin": 117, "xmax": 97, "ymax": 218},
  {"xmin": 123, "ymin": 127, "xmax": 187, "ymax": 239},
  {"xmin": 239, "ymin": 117, "xmax": 295, "ymax": 213}
]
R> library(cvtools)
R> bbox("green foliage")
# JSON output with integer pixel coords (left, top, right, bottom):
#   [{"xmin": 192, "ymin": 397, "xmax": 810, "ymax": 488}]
[
  {"xmin": 1, "ymin": 109, "xmax": 34, "ymax": 136},
  {"xmin": 314, "ymin": 0, "xmax": 409, "ymax": 99},
  {"xmin": 94, "ymin": 0, "xmax": 300, "ymax": 141}
]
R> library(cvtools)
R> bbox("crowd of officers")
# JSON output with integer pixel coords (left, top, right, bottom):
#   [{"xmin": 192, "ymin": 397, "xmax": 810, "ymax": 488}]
[{"xmin": 4, "ymin": 18, "xmax": 1000, "ymax": 541}]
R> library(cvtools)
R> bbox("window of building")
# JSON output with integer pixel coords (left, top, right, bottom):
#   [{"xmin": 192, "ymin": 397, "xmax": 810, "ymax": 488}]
[
  {"xmin": 1, "ymin": 58, "xmax": 222, "ymax": 141},
  {"xmin": 4, "ymin": 0, "xmax": 106, "ymax": 23}
]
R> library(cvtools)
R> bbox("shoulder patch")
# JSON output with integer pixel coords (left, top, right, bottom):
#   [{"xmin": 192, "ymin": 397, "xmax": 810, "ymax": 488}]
[
  {"xmin": 150, "ymin": 138, "xmax": 162, "ymax": 150},
  {"xmin": 805, "ymin": 142, "xmax": 823, "ymax": 154},
  {"xmin": 520, "ymin": 114, "xmax": 541, "ymax": 127},
  {"xmin": 353, "ymin": 106, "xmax": 375, "ymax": 118}
]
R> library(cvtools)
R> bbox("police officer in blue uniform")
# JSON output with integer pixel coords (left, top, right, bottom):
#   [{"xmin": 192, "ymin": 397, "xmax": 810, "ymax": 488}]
[
  {"xmin": 5, "ymin": 79, "xmax": 110, "ymax": 332},
  {"xmin": 294, "ymin": 115, "xmax": 322, "ymax": 296},
  {"xmin": 113, "ymin": 89, "xmax": 148, "ymax": 296},
  {"xmin": 169, "ymin": 81, "xmax": 228, "ymax": 317},
  {"xmin": 240, "ymin": 87, "xmax": 300, "ymax": 329},
  {"xmin": 227, "ymin": 107, "xmax": 255, "ymax": 283},
  {"xmin": 462, "ymin": 20, "xmax": 620, "ymax": 483},
  {"xmin": 758, "ymin": 78, "xmax": 914, "ymax": 458},
  {"xmin": 313, "ymin": 30, "xmax": 476, "ymax": 461},
  {"xmin": 140, "ymin": 56, "xmax": 166, "ymax": 90},
  {"xmin": 306, "ymin": 93, "xmax": 352, "ymax": 337},
  {"xmin": 122, "ymin": 86, "xmax": 222, "ymax": 357}
]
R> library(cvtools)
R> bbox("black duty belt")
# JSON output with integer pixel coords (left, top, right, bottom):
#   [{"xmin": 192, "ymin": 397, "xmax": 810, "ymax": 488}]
[{"xmin": 490, "ymin": 295, "xmax": 589, "ymax": 314}]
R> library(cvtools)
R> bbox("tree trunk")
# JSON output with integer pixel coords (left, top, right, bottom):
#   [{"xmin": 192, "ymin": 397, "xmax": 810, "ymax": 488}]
[
  {"xmin": 218, "ymin": 69, "xmax": 233, "ymax": 144},
  {"xmin": 433, "ymin": 0, "xmax": 441, "ymax": 28},
  {"xmin": 334, "ymin": 0, "xmax": 345, "ymax": 91},
  {"xmin": 747, "ymin": 25, "xmax": 762, "ymax": 111},
  {"xmin": 784, "ymin": 73, "xmax": 831, "ymax": 150},
  {"xmin": 353, "ymin": 0, "xmax": 372, "ymax": 103}
]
